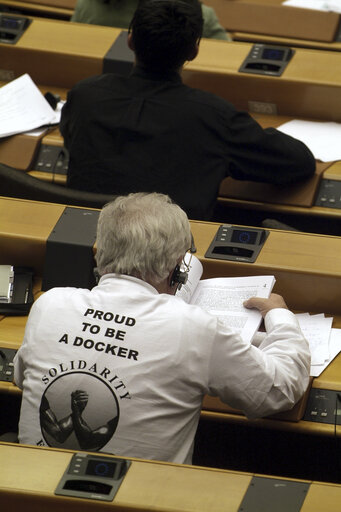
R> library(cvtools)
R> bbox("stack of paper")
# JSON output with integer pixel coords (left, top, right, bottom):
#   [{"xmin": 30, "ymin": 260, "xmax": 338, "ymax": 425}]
[
  {"xmin": 0, "ymin": 73, "xmax": 61, "ymax": 138},
  {"xmin": 296, "ymin": 313, "xmax": 341, "ymax": 376}
]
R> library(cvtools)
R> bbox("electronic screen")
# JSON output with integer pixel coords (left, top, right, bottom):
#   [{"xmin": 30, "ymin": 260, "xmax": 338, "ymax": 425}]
[
  {"xmin": 231, "ymin": 229, "xmax": 258, "ymax": 245},
  {"xmin": 1, "ymin": 17, "xmax": 21, "ymax": 29},
  {"xmin": 262, "ymin": 48, "xmax": 285, "ymax": 61},
  {"xmin": 85, "ymin": 459, "xmax": 117, "ymax": 479}
]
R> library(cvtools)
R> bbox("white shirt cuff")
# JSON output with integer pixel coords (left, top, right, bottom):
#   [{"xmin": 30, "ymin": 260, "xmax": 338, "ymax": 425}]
[{"xmin": 264, "ymin": 308, "xmax": 299, "ymax": 332}]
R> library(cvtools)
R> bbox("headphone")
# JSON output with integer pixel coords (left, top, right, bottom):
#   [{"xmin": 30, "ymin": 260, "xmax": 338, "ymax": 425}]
[
  {"xmin": 170, "ymin": 235, "xmax": 197, "ymax": 289},
  {"xmin": 170, "ymin": 264, "xmax": 188, "ymax": 289}
]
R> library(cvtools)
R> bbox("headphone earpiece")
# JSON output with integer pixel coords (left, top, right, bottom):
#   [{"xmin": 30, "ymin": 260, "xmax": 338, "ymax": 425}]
[{"xmin": 170, "ymin": 264, "xmax": 188, "ymax": 290}]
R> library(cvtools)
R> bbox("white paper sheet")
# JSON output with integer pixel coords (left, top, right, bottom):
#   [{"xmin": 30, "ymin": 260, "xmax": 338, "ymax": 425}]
[
  {"xmin": 0, "ymin": 74, "xmax": 59, "ymax": 138},
  {"xmin": 190, "ymin": 275, "xmax": 275, "ymax": 344},
  {"xmin": 277, "ymin": 120, "xmax": 341, "ymax": 162},
  {"xmin": 283, "ymin": 0, "xmax": 341, "ymax": 14},
  {"xmin": 310, "ymin": 328, "xmax": 341, "ymax": 377},
  {"xmin": 296, "ymin": 313, "xmax": 332, "ymax": 365}
]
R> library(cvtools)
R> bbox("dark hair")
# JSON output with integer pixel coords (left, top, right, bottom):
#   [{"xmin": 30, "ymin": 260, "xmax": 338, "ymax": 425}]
[{"xmin": 129, "ymin": 0, "xmax": 203, "ymax": 72}]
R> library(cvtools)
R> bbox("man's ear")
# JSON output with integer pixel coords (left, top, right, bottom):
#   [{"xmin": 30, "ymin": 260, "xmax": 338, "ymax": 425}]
[
  {"xmin": 187, "ymin": 43, "xmax": 199, "ymax": 62},
  {"xmin": 127, "ymin": 32, "xmax": 135, "ymax": 51}
]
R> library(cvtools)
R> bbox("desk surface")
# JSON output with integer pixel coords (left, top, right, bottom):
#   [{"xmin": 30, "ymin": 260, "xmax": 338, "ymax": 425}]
[
  {"xmin": 233, "ymin": 31, "xmax": 341, "ymax": 52},
  {"xmin": 3, "ymin": 196, "xmax": 341, "ymax": 307},
  {"xmin": 0, "ymin": 443, "xmax": 341, "ymax": 512},
  {"xmin": 0, "ymin": 0, "xmax": 75, "ymax": 17},
  {"xmin": 3, "ymin": 0, "xmax": 341, "ymax": 52},
  {"xmin": 204, "ymin": 0, "xmax": 341, "ymax": 52}
]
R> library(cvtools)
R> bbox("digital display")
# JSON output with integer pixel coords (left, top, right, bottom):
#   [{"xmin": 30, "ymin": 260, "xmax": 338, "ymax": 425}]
[
  {"xmin": 231, "ymin": 230, "xmax": 258, "ymax": 245},
  {"xmin": 1, "ymin": 17, "xmax": 21, "ymax": 30},
  {"xmin": 262, "ymin": 48, "xmax": 284, "ymax": 61},
  {"xmin": 86, "ymin": 459, "xmax": 116, "ymax": 479}
]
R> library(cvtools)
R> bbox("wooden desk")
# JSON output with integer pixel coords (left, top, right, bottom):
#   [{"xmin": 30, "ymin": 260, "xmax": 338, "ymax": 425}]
[
  {"xmin": 2, "ymin": 196, "xmax": 341, "ymax": 313},
  {"xmin": 0, "ymin": 18, "xmax": 121, "ymax": 87},
  {"xmin": 204, "ymin": 0, "xmax": 341, "ymax": 52},
  {"xmin": 3, "ymin": 0, "xmax": 341, "ymax": 49},
  {"xmin": 233, "ymin": 31, "xmax": 341, "ymax": 53},
  {"xmin": 0, "ymin": 0, "xmax": 75, "ymax": 19},
  {"xmin": 1, "ymin": 196, "xmax": 341, "ymax": 438},
  {"xmin": 184, "ymin": 42, "xmax": 341, "ymax": 122},
  {"xmin": 1, "ymin": 443, "xmax": 341, "ymax": 512},
  {"xmin": 0, "ymin": 16, "xmax": 340, "ymax": 121}
]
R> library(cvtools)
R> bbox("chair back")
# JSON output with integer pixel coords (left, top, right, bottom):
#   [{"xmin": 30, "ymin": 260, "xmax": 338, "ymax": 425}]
[{"xmin": 0, "ymin": 163, "xmax": 116, "ymax": 209}]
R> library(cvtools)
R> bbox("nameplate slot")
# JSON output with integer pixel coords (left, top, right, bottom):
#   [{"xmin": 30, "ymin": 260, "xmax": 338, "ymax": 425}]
[{"xmin": 238, "ymin": 476, "xmax": 309, "ymax": 512}]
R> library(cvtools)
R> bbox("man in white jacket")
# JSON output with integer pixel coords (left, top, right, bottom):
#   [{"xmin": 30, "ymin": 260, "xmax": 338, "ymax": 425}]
[{"xmin": 14, "ymin": 192, "xmax": 310, "ymax": 464}]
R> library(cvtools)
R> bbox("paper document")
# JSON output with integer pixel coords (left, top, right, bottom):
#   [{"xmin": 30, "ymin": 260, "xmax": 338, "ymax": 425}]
[
  {"xmin": 295, "ymin": 312, "xmax": 341, "ymax": 377},
  {"xmin": 309, "ymin": 328, "xmax": 341, "ymax": 377},
  {"xmin": 283, "ymin": 1, "xmax": 341, "ymax": 14},
  {"xmin": 176, "ymin": 255, "xmax": 275, "ymax": 343},
  {"xmin": 296, "ymin": 313, "xmax": 332, "ymax": 366},
  {"xmin": 277, "ymin": 120, "xmax": 341, "ymax": 162},
  {"xmin": 0, "ymin": 74, "xmax": 60, "ymax": 138}
]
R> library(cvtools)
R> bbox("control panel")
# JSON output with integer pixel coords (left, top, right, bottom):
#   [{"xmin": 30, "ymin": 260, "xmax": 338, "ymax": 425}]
[
  {"xmin": 303, "ymin": 388, "xmax": 341, "ymax": 425},
  {"xmin": 33, "ymin": 144, "xmax": 69, "ymax": 175},
  {"xmin": 205, "ymin": 225, "xmax": 269, "ymax": 263},
  {"xmin": 0, "ymin": 348, "xmax": 16, "ymax": 382},
  {"xmin": 315, "ymin": 179, "xmax": 341, "ymax": 209},
  {"xmin": 55, "ymin": 453, "xmax": 131, "ymax": 501},
  {"xmin": 0, "ymin": 14, "xmax": 31, "ymax": 44},
  {"xmin": 239, "ymin": 44, "xmax": 294, "ymax": 77}
]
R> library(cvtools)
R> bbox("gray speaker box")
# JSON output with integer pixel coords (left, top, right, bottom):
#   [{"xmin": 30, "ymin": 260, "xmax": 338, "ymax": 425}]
[
  {"xmin": 103, "ymin": 30, "xmax": 134, "ymax": 76},
  {"xmin": 42, "ymin": 207, "xmax": 100, "ymax": 291}
]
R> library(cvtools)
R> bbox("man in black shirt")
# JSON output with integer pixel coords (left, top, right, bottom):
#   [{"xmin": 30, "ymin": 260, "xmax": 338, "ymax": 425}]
[{"xmin": 60, "ymin": 0, "xmax": 315, "ymax": 220}]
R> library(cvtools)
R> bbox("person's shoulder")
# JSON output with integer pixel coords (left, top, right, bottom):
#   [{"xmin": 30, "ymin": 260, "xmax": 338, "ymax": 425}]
[
  {"xmin": 67, "ymin": 74, "xmax": 126, "ymax": 104},
  {"xmin": 73, "ymin": 73, "xmax": 120, "ymax": 91},
  {"xmin": 201, "ymin": 4, "xmax": 230, "ymax": 40},
  {"xmin": 33, "ymin": 287, "xmax": 85, "ymax": 309},
  {"xmin": 201, "ymin": 4, "xmax": 218, "ymax": 21}
]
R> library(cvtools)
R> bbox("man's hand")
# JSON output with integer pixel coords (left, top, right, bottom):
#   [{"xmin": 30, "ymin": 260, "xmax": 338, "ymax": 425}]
[
  {"xmin": 243, "ymin": 293, "xmax": 288, "ymax": 317},
  {"xmin": 71, "ymin": 390, "xmax": 89, "ymax": 415}
]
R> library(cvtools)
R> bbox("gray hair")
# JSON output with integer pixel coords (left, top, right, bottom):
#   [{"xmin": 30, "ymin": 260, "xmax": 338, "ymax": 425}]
[{"xmin": 96, "ymin": 193, "xmax": 192, "ymax": 284}]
